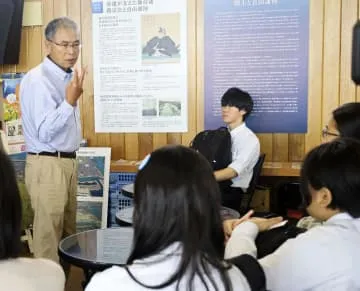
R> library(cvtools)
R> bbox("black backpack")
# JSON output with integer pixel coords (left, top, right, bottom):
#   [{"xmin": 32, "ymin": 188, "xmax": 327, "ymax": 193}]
[
  {"xmin": 228, "ymin": 254, "xmax": 267, "ymax": 291},
  {"xmin": 255, "ymin": 222, "xmax": 306, "ymax": 259},
  {"xmin": 190, "ymin": 126, "xmax": 232, "ymax": 171}
]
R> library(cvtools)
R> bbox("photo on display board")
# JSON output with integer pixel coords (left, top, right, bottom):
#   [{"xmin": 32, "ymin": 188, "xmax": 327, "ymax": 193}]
[
  {"xmin": 76, "ymin": 147, "xmax": 111, "ymax": 232},
  {"xmin": 1, "ymin": 73, "xmax": 26, "ymax": 154},
  {"xmin": 159, "ymin": 100, "xmax": 181, "ymax": 117}
]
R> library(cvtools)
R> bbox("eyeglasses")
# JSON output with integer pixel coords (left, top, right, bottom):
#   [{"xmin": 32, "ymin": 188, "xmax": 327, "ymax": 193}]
[
  {"xmin": 48, "ymin": 39, "xmax": 82, "ymax": 50},
  {"xmin": 321, "ymin": 126, "xmax": 340, "ymax": 138}
]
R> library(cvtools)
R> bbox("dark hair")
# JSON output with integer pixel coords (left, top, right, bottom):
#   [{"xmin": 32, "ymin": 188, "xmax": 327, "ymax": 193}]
[
  {"xmin": 0, "ymin": 150, "xmax": 22, "ymax": 259},
  {"xmin": 221, "ymin": 87, "xmax": 253, "ymax": 120},
  {"xmin": 127, "ymin": 145, "xmax": 232, "ymax": 291},
  {"xmin": 300, "ymin": 138, "xmax": 360, "ymax": 217},
  {"xmin": 333, "ymin": 102, "xmax": 360, "ymax": 140}
]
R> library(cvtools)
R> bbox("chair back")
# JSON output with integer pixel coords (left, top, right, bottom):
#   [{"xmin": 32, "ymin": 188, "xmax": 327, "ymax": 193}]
[
  {"xmin": 239, "ymin": 153, "xmax": 266, "ymax": 214},
  {"xmin": 275, "ymin": 182, "xmax": 304, "ymax": 218}
]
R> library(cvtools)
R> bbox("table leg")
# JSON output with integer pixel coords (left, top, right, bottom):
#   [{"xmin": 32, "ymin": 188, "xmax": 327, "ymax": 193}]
[{"xmin": 81, "ymin": 268, "xmax": 96, "ymax": 290}]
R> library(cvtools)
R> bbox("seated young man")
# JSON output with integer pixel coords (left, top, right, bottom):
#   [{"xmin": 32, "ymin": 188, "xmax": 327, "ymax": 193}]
[
  {"xmin": 225, "ymin": 138, "xmax": 360, "ymax": 290},
  {"xmin": 214, "ymin": 87, "xmax": 260, "ymax": 210}
]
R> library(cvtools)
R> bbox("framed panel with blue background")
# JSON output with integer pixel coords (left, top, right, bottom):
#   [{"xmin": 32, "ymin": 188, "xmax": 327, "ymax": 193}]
[{"xmin": 204, "ymin": 0, "xmax": 309, "ymax": 133}]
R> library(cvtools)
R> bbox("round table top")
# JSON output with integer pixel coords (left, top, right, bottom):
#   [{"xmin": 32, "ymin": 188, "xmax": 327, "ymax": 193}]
[
  {"xmin": 121, "ymin": 183, "xmax": 134, "ymax": 198},
  {"xmin": 121, "ymin": 184, "xmax": 241, "ymax": 221},
  {"xmin": 115, "ymin": 206, "xmax": 133, "ymax": 226},
  {"xmin": 115, "ymin": 205, "xmax": 240, "ymax": 226},
  {"xmin": 58, "ymin": 227, "xmax": 133, "ymax": 271}
]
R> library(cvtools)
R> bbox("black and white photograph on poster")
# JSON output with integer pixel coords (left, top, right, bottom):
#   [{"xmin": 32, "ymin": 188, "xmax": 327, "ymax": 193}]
[
  {"xmin": 142, "ymin": 99, "xmax": 157, "ymax": 116},
  {"xmin": 76, "ymin": 147, "xmax": 111, "ymax": 231},
  {"xmin": 5, "ymin": 119, "xmax": 25, "ymax": 145},
  {"xmin": 159, "ymin": 100, "xmax": 181, "ymax": 117}
]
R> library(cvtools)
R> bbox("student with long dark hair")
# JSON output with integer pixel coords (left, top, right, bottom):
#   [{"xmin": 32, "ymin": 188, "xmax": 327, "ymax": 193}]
[
  {"xmin": 225, "ymin": 138, "xmax": 360, "ymax": 290},
  {"xmin": 86, "ymin": 145, "xmax": 279, "ymax": 291},
  {"xmin": 0, "ymin": 150, "xmax": 65, "ymax": 290}
]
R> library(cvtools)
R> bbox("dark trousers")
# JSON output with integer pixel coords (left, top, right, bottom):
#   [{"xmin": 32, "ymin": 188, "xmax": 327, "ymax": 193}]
[{"xmin": 220, "ymin": 184, "xmax": 244, "ymax": 211}]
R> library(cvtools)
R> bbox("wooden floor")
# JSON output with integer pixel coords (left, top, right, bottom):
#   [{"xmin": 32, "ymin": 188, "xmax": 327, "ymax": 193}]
[{"xmin": 66, "ymin": 266, "xmax": 85, "ymax": 291}]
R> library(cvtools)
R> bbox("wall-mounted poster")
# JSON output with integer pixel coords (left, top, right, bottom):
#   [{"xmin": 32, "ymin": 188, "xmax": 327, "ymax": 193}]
[
  {"xmin": 204, "ymin": 0, "xmax": 309, "ymax": 133},
  {"xmin": 76, "ymin": 147, "xmax": 111, "ymax": 232},
  {"xmin": 92, "ymin": 0, "xmax": 188, "ymax": 132},
  {"xmin": 1, "ymin": 73, "xmax": 26, "ymax": 153}
]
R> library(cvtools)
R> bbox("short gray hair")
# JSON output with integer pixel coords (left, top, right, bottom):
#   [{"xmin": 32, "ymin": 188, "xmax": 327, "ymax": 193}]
[{"xmin": 45, "ymin": 17, "xmax": 79, "ymax": 40}]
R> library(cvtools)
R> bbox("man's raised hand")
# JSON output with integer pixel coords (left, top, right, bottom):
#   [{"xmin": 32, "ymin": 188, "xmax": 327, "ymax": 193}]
[{"xmin": 66, "ymin": 66, "xmax": 87, "ymax": 106}]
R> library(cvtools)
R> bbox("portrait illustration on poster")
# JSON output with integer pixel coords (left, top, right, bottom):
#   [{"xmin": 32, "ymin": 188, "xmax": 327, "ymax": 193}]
[{"xmin": 141, "ymin": 14, "xmax": 181, "ymax": 64}]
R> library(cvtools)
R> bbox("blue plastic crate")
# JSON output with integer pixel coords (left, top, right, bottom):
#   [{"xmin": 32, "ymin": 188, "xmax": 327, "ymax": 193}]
[{"xmin": 108, "ymin": 172, "xmax": 136, "ymax": 227}]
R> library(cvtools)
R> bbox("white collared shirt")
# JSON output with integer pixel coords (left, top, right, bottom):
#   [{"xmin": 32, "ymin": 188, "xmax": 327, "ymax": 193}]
[
  {"xmin": 20, "ymin": 57, "xmax": 82, "ymax": 153},
  {"xmin": 228, "ymin": 123, "xmax": 260, "ymax": 189},
  {"xmin": 225, "ymin": 213, "xmax": 360, "ymax": 291},
  {"xmin": 86, "ymin": 242, "xmax": 251, "ymax": 291}
]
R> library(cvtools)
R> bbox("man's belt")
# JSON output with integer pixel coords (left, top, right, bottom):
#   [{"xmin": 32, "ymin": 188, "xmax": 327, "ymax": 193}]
[{"xmin": 28, "ymin": 151, "xmax": 76, "ymax": 159}]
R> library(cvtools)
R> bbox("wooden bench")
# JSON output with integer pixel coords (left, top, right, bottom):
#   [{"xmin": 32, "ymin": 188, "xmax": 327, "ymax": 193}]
[
  {"xmin": 261, "ymin": 162, "xmax": 301, "ymax": 177},
  {"xmin": 110, "ymin": 161, "xmax": 301, "ymax": 177}
]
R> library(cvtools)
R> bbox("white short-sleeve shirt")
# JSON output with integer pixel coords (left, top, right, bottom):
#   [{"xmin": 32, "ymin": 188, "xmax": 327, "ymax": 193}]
[{"xmin": 228, "ymin": 123, "xmax": 260, "ymax": 189}]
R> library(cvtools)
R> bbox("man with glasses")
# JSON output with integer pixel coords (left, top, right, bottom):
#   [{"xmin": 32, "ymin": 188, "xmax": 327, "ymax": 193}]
[
  {"xmin": 321, "ymin": 122, "xmax": 340, "ymax": 141},
  {"xmin": 20, "ymin": 17, "xmax": 86, "ymax": 265},
  {"xmin": 298, "ymin": 102, "xmax": 360, "ymax": 230}
]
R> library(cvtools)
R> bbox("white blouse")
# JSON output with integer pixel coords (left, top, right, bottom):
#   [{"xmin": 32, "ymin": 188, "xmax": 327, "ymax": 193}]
[
  {"xmin": 86, "ymin": 242, "xmax": 251, "ymax": 291},
  {"xmin": 0, "ymin": 257, "xmax": 65, "ymax": 291},
  {"xmin": 225, "ymin": 212, "xmax": 360, "ymax": 291}
]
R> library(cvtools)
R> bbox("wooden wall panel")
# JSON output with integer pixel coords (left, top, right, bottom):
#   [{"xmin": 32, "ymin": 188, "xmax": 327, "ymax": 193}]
[
  {"xmin": 42, "ymin": 0, "xmax": 53, "ymax": 56},
  {"xmin": 80, "ymin": 0, "xmax": 98, "ymax": 149},
  {"xmin": 67, "ymin": 0, "xmax": 81, "ymax": 26},
  {"xmin": 272, "ymin": 134, "xmax": 289, "ymax": 162},
  {"xmin": 2, "ymin": 0, "xmax": 360, "ymax": 164},
  {"xmin": 305, "ymin": 0, "xmax": 324, "ymax": 153},
  {"xmin": 27, "ymin": 26, "xmax": 43, "ymax": 69},
  {"xmin": 17, "ymin": 30, "xmax": 29, "ymax": 72},
  {"xmin": 289, "ymin": 134, "xmax": 305, "ymax": 162},
  {"xmin": 167, "ymin": 133, "xmax": 182, "ymax": 145},
  {"xmin": 340, "ymin": 0, "xmax": 358, "ymax": 104},
  {"xmin": 257, "ymin": 134, "xmax": 273, "ymax": 162},
  {"xmin": 152, "ymin": 133, "xmax": 167, "ymax": 151},
  {"xmin": 139, "ymin": 133, "xmax": 153, "ymax": 160},
  {"xmin": 196, "ymin": 0, "xmax": 204, "ymax": 133},
  {"xmin": 322, "ymin": 0, "xmax": 341, "ymax": 126},
  {"xmin": 181, "ymin": 0, "xmax": 197, "ymax": 147},
  {"xmin": 42, "ymin": 0, "xmax": 54, "ymax": 26},
  {"xmin": 125, "ymin": 134, "xmax": 139, "ymax": 160},
  {"xmin": 53, "ymin": 0, "xmax": 67, "ymax": 18},
  {"xmin": 110, "ymin": 134, "xmax": 125, "ymax": 159}
]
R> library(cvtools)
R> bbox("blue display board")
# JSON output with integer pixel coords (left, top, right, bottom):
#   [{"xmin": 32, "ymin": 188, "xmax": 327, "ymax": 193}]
[{"xmin": 204, "ymin": 0, "xmax": 309, "ymax": 133}]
